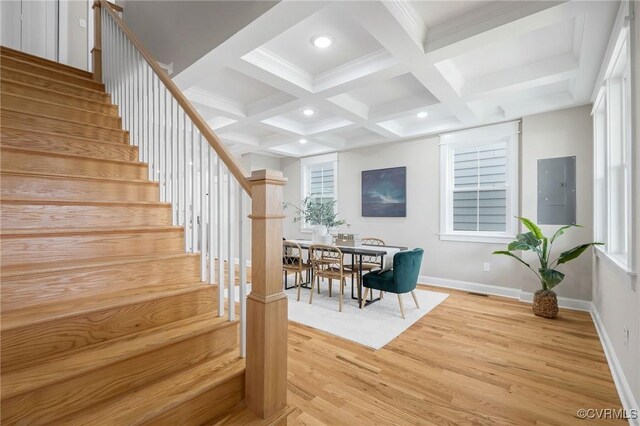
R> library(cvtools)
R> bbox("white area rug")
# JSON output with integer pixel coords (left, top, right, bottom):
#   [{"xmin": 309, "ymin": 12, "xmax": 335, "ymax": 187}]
[{"xmin": 285, "ymin": 283, "xmax": 448, "ymax": 350}]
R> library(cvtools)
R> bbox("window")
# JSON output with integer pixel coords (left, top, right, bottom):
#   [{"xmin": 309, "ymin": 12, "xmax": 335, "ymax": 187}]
[
  {"xmin": 300, "ymin": 153, "xmax": 338, "ymax": 231},
  {"xmin": 592, "ymin": 11, "xmax": 634, "ymax": 273},
  {"xmin": 440, "ymin": 121, "xmax": 520, "ymax": 243}
]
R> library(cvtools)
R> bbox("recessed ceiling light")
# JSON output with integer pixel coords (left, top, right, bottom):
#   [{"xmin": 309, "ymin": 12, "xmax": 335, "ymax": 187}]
[
  {"xmin": 417, "ymin": 111, "xmax": 429, "ymax": 118},
  {"xmin": 302, "ymin": 108, "xmax": 315, "ymax": 116},
  {"xmin": 311, "ymin": 35, "xmax": 333, "ymax": 49},
  {"xmin": 299, "ymin": 139, "xmax": 308, "ymax": 144}
]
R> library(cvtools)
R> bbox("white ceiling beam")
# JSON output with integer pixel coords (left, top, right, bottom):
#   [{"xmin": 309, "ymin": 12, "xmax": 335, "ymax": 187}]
[{"xmin": 173, "ymin": 1, "xmax": 329, "ymax": 90}]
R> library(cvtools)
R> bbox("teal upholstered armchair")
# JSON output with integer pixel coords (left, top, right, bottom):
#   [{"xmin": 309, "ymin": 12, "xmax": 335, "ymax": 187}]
[{"xmin": 361, "ymin": 248, "xmax": 424, "ymax": 318}]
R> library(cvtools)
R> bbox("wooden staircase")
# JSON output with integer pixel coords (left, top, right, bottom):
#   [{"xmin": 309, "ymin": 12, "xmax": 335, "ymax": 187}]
[{"xmin": 0, "ymin": 46, "xmax": 245, "ymax": 425}]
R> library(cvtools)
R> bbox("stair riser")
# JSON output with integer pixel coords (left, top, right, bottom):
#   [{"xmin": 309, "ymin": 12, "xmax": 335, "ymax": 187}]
[
  {"xmin": 1, "ymin": 81, "xmax": 118, "ymax": 115},
  {"xmin": 148, "ymin": 373, "xmax": 244, "ymax": 426},
  {"xmin": 1, "ymin": 47, "xmax": 93, "ymax": 79},
  {"xmin": 1, "ymin": 110, "xmax": 128, "ymax": 144},
  {"xmin": 2, "ymin": 57, "xmax": 104, "ymax": 90},
  {"xmin": 2, "ymin": 255, "xmax": 200, "ymax": 312},
  {"xmin": 0, "ymin": 128, "xmax": 138, "ymax": 161},
  {"xmin": 1, "ymin": 67, "xmax": 109, "ymax": 101},
  {"xmin": 1, "ymin": 174, "xmax": 159, "ymax": 202},
  {"xmin": 0, "ymin": 149, "xmax": 147, "ymax": 180},
  {"xmin": 1, "ymin": 230, "xmax": 185, "ymax": 267},
  {"xmin": 1, "ymin": 325, "xmax": 238, "ymax": 425},
  {"xmin": 2, "ymin": 287, "xmax": 217, "ymax": 372},
  {"xmin": 1, "ymin": 93, "xmax": 121, "ymax": 128},
  {"xmin": 1, "ymin": 202, "xmax": 171, "ymax": 230}
]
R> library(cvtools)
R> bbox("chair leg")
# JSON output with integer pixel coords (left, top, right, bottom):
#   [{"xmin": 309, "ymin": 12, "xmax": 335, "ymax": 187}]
[
  {"xmin": 329, "ymin": 278, "xmax": 332, "ymax": 297},
  {"xmin": 296, "ymin": 272, "xmax": 301, "ymax": 302},
  {"xmin": 380, "ymin": 291, "xmax": 384, "ymax": 300},
  {"xmin": 339, "ymin": 278, "xmax": 344, "ymax": 312},
  {"xmin": 411, "ymin": 290, "xmax": 420, "ymax": 309},
  {"xmin": 397, "ymin": 293, "xmax": 405, "ymax": 319},
  {"xmin": 309, "ymin": 275, "xmax": 317, "ymax": 304},
  {"xmin": 361, "ymin": 287, "xmax": 370, "ymax": 309}
]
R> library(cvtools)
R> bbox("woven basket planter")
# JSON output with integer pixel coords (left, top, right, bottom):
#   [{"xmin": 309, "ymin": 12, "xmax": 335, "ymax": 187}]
[{"xmin": 532, "ymin": 289, "xmax": 558, "ymax": 319}]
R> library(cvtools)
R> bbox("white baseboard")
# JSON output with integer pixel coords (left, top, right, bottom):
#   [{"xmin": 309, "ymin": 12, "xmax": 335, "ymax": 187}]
[
  {"xmin": 419, "ymin": 275, "xmax": 524, "ymax": 299},
  {"xmin": 420, "ymin": 274, "xmax": 638, "ymax": 425},
  {"xmin": 590, "ymin": 305, "xmax": 640, "ymax": 426},
  {"xmin": 519, "ymin": 291, "xmax": 593, "ymax": 312}
]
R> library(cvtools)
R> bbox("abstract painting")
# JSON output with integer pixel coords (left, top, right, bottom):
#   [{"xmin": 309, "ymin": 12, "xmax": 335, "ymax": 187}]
[{"xmin": 362, "ymin": 167, "xmax": 406, "ymax": 217}]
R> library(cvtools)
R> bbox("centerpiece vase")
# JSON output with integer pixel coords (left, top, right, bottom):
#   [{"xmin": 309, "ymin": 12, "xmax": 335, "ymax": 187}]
[{"xmin": 312, "ymin": 224, "xmax": 328, "ymax": 243}]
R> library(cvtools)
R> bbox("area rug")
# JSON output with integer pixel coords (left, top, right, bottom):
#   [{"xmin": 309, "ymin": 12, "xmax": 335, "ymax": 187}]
[{"xmin": 285, "ymin": 283, "xmax": 448, "ymax": 350}]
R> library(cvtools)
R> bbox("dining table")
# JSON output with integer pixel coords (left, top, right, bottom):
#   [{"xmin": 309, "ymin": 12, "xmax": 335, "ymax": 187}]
[{"xmin": 284, "ymin": 239, "xmax": 408, "ymax": 308}]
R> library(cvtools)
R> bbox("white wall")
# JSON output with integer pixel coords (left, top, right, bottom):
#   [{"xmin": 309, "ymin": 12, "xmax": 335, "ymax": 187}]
[
  {"xmin": 241, "ymin": 153, "xmax": 282, "ymax": 174},
  {"xmin": 520, "ymin": 106, "xmax": 594, "ymax": 301},
  {"xmin": 591, "ymin": 1, "xmax": 640, "ymax": 410},
  {"xmin": 64, "ymin": 0, "xmax": 88, "ymax": 70},
  {"xmin": 282, "ymin": 105, "xmax": 595, "ymax": 301}
]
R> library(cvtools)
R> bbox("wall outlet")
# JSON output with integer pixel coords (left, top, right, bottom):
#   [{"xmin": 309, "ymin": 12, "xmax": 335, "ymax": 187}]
[
  {"xmin": 79, "ymin": 18, "xmax": 87, "ymax": 29},
  {"xmin": 483, "ymin": 262, "xmax": 491, "ymax": 272},
  {"xmin": 623, "ymin": 327, "xmax": 629, "ymax": 348}
]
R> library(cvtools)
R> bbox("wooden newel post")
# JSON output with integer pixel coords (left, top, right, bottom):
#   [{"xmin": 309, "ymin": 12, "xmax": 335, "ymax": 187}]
[
  {"xmin": 92, "ymin": 1, "xmax": 102, "ymax": 82},
  {"xmin": 246, "ymin": 169, "xmax": 288, "ymax": 418}
]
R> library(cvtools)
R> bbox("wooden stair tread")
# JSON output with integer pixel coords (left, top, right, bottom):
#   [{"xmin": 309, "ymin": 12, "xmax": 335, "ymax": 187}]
[
  {"xmin": 1, "ymin": 56, "xmax": 103, "ymax": 88},
  {"xmin": 1, "ymin": 225, "xmax": 182, "ymax": 237},
  {"xmin": 2, "ymin": 280, "xmax": 210, "ymax": 329},
  {"xmin": 0, "ymin": 198, "xmax": 170, "ymax": 207},
  {"xmin": 62, "ymin": 351, "xmax": 245, "ymax": 426},
  {"xmin": 0, "ymin": 126, "xmax": 134, "ymax": 148},
  {"xmin": 2, "ymin": 311, "xmax": 233, "ymax": 400},
  {"xmin": 0, "ymin": 65, "xmax": 104, "ymax": 93},
  {"xmin": 0, "ymin": 146, "xmax": 145, "ymax": 166},
  {"xmin": 1, "ymin": 79, "xmax": 114, "ymax": 108},
  {"xmin": 1, "ymin": 107, "xmax": 124, "ymax": 132},
  {"xmin": 0, "ymin": 46, "xmax": 94, "ymax": 79},
  {"xmin": 1, "ymin": 169, "xmax": 154, "ymax": 184}
]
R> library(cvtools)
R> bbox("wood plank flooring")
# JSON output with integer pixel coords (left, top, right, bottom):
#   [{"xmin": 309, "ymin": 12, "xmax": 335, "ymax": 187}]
[{"xmin": 220, "ymin": 284, "xmax": 624, "ymax": 425}]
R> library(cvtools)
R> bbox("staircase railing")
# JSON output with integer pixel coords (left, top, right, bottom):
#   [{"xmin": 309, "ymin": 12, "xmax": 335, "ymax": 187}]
[{"xmin": 93, "ymin": 4, "xmax": 289, "ymax": 416}]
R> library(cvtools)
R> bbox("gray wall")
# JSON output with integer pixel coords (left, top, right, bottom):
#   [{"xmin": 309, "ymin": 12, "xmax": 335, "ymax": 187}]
[
  {"xmin": 122, "ymin": 1, "xmax": 276, "ymax": 75},
  {"xmin": 591, "ymin": 2, "xmax": 640, "ymax": 409},
  {"xmin": 282, "ymin": 105, "xmax": 595, "ymax": 301}
]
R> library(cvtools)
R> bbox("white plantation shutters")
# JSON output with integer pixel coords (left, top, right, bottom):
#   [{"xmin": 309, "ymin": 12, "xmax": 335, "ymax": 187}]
[
  {"xmin": 300, "ymin": 153, "xmax": 339, "ymax": 231},
  {"xmin": 453, "ymin": 143, "xmax": 507, "ymax": 232},
  {"xmin": 309, "ymin": 163, "xmax": 335, "ymax": 204},
  {"xmin": 440, "ymin": 121, "xmax": 519, "ymax": 243}
]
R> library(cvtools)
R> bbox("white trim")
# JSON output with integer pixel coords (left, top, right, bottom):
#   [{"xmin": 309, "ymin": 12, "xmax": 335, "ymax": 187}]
[
  {"xmin": 438, "ymin": 233, "xmax": 516, "ymax": 244},
  {"xmin": 595, "ymin": 245, "xmax": 637, "ymax": 277},
  {"xmin": 419, "ymin": 275, "xmax": 522, "ymax": 299},
  {"xmin": 519, "ymin": 291, "xmax": 592, "ymax": 312},
  {"xmin": 300, "ymin": 153, "xmax": 339, "ymax": 233},
  {"xmin": 590, "ymin": 305, "xmax": 640, "ymax": 426},
  {"xmin": 439, "ymin": 121, "xmax": 520, "ymax": 243}
]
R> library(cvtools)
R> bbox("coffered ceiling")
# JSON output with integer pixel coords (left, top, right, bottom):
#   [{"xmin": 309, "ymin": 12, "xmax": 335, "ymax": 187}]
[{"xmin": 174, "ymin": 0, "xmax": 617, "ymax": 158}]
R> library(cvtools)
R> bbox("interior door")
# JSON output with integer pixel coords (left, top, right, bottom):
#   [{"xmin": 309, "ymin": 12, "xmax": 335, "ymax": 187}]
[{"xmin": 0, "ymin": 0, "xmax": 58, "ymax": 61}]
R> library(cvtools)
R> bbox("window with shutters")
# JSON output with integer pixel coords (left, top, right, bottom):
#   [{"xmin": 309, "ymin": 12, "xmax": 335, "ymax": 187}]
[
  {"xmin": 300, "ymin": 153, "xmax": 338, "ymax": 231},
  {"xmin": 440, "ymin": 121, "xmax": 519, "ymax": 243},
  {"xmin": 592, "ymin": 14, "xmax": 634, "ymax": 274}
]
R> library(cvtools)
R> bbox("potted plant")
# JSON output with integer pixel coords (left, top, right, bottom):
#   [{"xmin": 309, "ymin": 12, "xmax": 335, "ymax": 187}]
[
  {"xmin": 493, "ymin": 217, "xmax": 602, "ymax": 319},
  {"xmin": 284, "ymin": 195, "xmax": 349, "ymax": 243}
]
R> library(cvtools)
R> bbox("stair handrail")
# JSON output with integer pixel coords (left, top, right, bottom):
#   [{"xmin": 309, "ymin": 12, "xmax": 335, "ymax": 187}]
[{"xmin": 94, "ymin": 0, "xmax": 251, "ymax": 196}]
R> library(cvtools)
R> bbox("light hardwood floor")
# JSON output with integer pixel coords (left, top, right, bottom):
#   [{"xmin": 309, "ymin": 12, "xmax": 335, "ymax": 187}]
[{"xmin": 217, "ymin": 284, "xmax": 624, "ymax": 425}]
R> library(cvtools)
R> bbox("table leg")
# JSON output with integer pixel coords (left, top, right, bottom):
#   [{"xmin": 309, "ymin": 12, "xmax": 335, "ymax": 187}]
[{"xmin": 357, "ymin": 254, "xmax": 363, "ymax": 309}]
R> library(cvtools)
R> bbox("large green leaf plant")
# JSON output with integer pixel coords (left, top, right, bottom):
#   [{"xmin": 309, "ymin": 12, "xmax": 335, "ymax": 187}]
[{"xmin": 493, "ymin": 217, "xmax": 603, "ymax": 291}]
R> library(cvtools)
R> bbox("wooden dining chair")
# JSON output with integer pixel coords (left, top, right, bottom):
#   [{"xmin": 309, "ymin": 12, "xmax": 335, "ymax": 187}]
[
  {"xmin": 283, "ymin": 241, "xmax": 312, "ymax": 301},
  {"xmin": 349, "ymin": 237, "xmax": 386, "ymax": 299},
  {"xmin": 309, "ymin": 244, "xmax": 352, "ymax": 312}
]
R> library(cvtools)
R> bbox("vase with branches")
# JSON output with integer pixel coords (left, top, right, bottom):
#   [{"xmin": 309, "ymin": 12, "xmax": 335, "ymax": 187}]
[
  {"xmin": 284, "ymin": 195, "xmax": 349, "ymax": 242},
  {"xmin": 493, "ymin": 217, "xmax": 602, "ymax": 318}
]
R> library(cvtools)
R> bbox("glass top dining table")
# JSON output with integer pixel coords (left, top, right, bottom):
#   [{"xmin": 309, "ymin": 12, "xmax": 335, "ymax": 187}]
[{"xmin": 286, "ymin": 239, "xmax": 408, "ymax": 308}]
